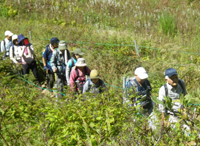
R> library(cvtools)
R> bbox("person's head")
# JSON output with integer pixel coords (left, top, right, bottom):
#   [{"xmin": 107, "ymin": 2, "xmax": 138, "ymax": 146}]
[
  {"xmin": 12, "ymin": 34, "xmax": 18, "ymax": 46},
  {"xmin": 73, "ymin": 48, "xmax": 84, "ymax": 60},
  {"xmin": 90, "ymin": 69, "xmax": 100, "ymax": 84},
  {"xmin": 75, "ymin": 58, "xmax": 87, "ymax": 70},
  {"xmin": 5, "ymin": 30, "xmax": 13, "ymax": 41},
  {"xmin": 50, "ymin": 37, "xmax": 59, "ymax": 49},
  {"xmin": 134, "ymin": 67, "xmax": 148, "ymax": 84},
  {"xmin": 18, "ymin": 34, "xmax": 29, "ymax": 46},
  {"xmin": 165, "ymin": 68, "xmax": 179, "ymax": 87},
  {"xmin": 58, "ymin": 40, "xmax": 67, "ymax": 53}
]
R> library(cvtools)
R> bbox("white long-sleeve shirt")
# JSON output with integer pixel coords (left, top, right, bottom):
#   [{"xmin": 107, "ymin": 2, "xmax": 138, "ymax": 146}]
[
  {"xmin": 18, "ymin": 45, "xmax": 35, "ymax": 64},
  {"xmin": 1, "ymin": 38, "xmax": 12, "ymax": 56},
  {"xmin": 10, "ymin": 45, "xmax": 21, "ymax": 64}
]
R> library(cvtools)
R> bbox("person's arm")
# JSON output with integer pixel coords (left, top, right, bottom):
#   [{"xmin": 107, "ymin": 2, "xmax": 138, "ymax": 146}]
[
  {"xmin": 158, "ymin": 86, "xmax": 166, "ymax": 125},
  {"xmin": 18, "ymin": 46, "xmax": 25, "ymax": 57},
  {"xmin": 69, "ymin": 69, "xmax": 77, "ymax": 91},
  {"xmin": 9, "ymin": 46, "xmax": 18, "ymax": 64},
  {"xmin": 85, "ymin": 66, "xmax": 91, "ymax": 75},
  {"xmin": 0, "ymin": 41, "xmax": 3, "ymax": 52},
  {"xmin": 29, "ymin": 45, "xmax": 34, "ymax": 54},
  {"xmin": 82, "ymin": 80, "xmax": 89, "ymax": 94},
  {"xmin": 66, "ymin": 60, "xmax": 72, "ymax": 85},
  {"xmin": 42, "ymin": 48, "xmax": 48, "ymax": 66},
  {"xmin": 50, "ymin": 51, "xmax": 57, "ymax": 73}
]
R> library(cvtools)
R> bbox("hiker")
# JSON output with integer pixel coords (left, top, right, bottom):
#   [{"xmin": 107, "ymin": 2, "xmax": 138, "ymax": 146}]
[
  {"xmin": 158, "ymin": 68, "xmax": 188, "ymax": 129},
  {"xmin": 51, "ymin": 40, "xmax": 71, "ymax": 96},
  {"xmin": 66, "ymin": 48, "xmax": 84, "ymax": 85},
  {"xmin": 69, "ymin": 58, "xmax": 91, "ymax": 93},
  {"xmin": 42, "ymin": 37, "xmax": 59, "ymax": 88},
  {"xmin": 125, "ymin": 67, "xmax": 153, "ymax": 115},
  {"xmin": 10, "ymin": 34, "xmax": 21, "ymax": 64},
  {"xmin": 83, "ymin": 69, "xmax": 107, "ymax": 94},
  {"xmin": 18, "ymin": 34, "xmax": 40, "ymax": 85},
  {"xmin": 1, "ymin": 30, "xmax": 13, "ymax": 59}
]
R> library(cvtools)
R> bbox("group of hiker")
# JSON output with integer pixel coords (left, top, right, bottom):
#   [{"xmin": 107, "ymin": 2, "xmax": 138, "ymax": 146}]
[
  {"xmin": 0, "ymin": 30, "xmax": 193, "ymax": 131},
  {"xmin": 0, "ymin": 30, "xmax": 107, "ymax": 96}
]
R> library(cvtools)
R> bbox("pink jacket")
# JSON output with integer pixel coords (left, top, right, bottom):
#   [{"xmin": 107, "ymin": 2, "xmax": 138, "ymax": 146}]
[{"xmin": 70, "ymin": 66, "xmax": 91, "ymax": 91}]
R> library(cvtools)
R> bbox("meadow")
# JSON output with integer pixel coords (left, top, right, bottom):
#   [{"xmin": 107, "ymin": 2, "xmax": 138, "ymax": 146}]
[{"xmin": 0, "ymin": 0, "xmax": 200, "ymax": 145}]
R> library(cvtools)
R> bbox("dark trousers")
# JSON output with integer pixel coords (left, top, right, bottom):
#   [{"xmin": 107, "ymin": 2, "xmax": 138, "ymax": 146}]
[
  {"xmin": 46, "ymin": 70, "xmax": 55, "ymax": 89},
  {"xmin": 22, "ymin": 61, "xmax": 40, "ymax": 84},
  {"xmin": 57, "ymin": 74, "xmax": 67, "ymax": 97}
]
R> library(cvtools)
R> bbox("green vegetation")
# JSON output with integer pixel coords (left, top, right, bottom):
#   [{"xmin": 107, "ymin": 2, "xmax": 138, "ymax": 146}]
[{"xmin": 0, "ymin": 0, "xmax": 200, "ymax": 145}]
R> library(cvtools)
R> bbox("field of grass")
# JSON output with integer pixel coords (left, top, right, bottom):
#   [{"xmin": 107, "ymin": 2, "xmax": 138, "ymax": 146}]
[{"xmin": 0, "ymin": 0, "xmax": 200, "ymax": 145}]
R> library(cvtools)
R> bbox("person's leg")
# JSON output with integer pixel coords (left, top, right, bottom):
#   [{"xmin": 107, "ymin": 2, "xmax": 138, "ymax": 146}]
[
  {"xmin": 22, "ymin": 64, "xmax": 30, "ymax": 75},
  {"xmin": 30, "ymin": 61, "xmax": 40, "ymax": 85},
  {"xmin": 48, "ymin": 71, "xmax": 55, "ymax": 88},
  {"xmin": 57, "ymin": 75, "xmax": 63, "ymax": 97}
]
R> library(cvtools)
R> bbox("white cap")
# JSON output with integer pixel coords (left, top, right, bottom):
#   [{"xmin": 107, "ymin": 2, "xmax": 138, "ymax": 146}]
[
  {"xmin": 12, "ymin": 34, "xmax": 18, "ymax": 41},
  {"xmin": 5, "ymin": 30, "xmax": 13, "ymax": 37},
  {"xmin": 135, "ymin": 67, "xmax": 148, "ymax": 79}
]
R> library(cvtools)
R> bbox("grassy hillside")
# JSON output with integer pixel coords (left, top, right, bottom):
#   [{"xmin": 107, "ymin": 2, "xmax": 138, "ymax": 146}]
[{"xmin": 0, "ymin": 0, "xmax": 200, "ymax": 145}]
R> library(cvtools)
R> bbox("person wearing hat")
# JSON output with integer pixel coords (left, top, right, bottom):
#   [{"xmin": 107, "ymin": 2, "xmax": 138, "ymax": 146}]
[
  {"xmin": 158, "ymin": 68, "xmax": 187, "ymax": 128},
  {"xmin": 82, "ymin": 69, "xmax": 107, "ymax": 94},
  {"xmin": 66, "ymin": 48, "xmax": 84, "ymax": 85},
  {"xmin": 51, "ymin": 40, "xmax": 71, "ymax": 95},
  {"xmin": 10, "ymin": 34, "xmax": 21, "ymax": 64},
  {"xmin": 1, "ymin": 30, "xmax": 14, "ymax": 58},
  {"xmin": 126, "ymin": 67, "xmax": 153, "ymax": 115},
  {"xmin": 42, "ymin": 37, "xmax": 60, "ymax": 88},
  {"xmin": 18, "ymin": 34, "xmax": 40, "ymax": 85},
  {"xmin": 69, "ymin": 58, "xmax": 91, "ymax": 93}
]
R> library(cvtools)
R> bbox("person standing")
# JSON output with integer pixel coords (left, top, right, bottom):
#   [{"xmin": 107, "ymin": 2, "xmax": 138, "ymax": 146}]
[
  {"xmin": 51, "ymin": 40, "xmax": 71, "ymax": 96},
  {"xmin": 18, "ymin": 34, "xmax": 40, "ymax": 85},
  {"xmin": 125, "ymin": 67, "xmax": 153, "ymax": 115},
  {"xmin": 1, "ymin": 30, "xmax": 13, "ymax": 59},
  {"xmin": 10, "ymin": 34, "xmax": 21, "ymax": 64},
  {"xmin": 42, "ymin": 37, "xmax": 59, "ymax": 88},
  {"xmin": 83, "ymin": 69, "xmax": 107, "ymax": 94},
  {"xmin": 69, "ymin": 58, "xmax": 91, "ymax": 93},
  {"xmin": 66, "ymin": 48, "xmax": 84, "ymax": 85}
]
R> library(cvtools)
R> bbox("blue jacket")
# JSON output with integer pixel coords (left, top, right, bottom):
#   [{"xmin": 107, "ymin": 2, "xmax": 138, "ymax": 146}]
[{"xmin": 43, "ymin": 45, "xmax": 53, "ymax": 71}]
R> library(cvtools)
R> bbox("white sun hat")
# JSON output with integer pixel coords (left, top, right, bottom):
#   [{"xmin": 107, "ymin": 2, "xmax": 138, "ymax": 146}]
[
  {"xmin": 135, "ymin": 67, "xmax": 148, "ymax": 79},
  {"xmin": 12, "ymin": 34, "xmax": 18, "ymax": 41},
  {"xmin": 75, "ymin": 58, "xmax": 87, "ymax": 67},
  {"xmin": 5, "ymin": 30, "xmax": 13, "ymax": 37}
]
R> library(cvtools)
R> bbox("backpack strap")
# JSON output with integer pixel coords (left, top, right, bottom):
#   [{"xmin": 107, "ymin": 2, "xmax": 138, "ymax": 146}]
[
  {"xmin": 75, "ymin": 67, "xmax": 89, "ymax": 81},
  {"xmin": 12, "ymin": 45, "xmax": 14, "ymax": 57},
  {"xmin": 164, "ymin": 83, "xmax": 168, "ymax": 97},
  {"xmin": 178, "ymin": 79, "xmax": 186, "ymax": 96},
  {"xmin": 71, "ymin": 58, "xmax": 74, "ymax": 67}
]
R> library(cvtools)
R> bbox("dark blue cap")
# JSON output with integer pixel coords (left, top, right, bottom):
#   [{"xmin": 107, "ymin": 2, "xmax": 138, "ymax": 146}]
[
  {"xmin": 165, "ymin": 68, "xmax": 178, "ymax": 77},
  {"xmin": 50, "ymin": 37, "xmax": 59, "ymax": 45},
  {"xmin": 18, "ymin": 34, "xmax": 27, "ymax": 44}
]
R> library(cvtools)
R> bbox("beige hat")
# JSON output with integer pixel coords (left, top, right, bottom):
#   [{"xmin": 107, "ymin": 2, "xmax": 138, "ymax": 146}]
[
  {"xmin": 12, "ymin": 34, "xmax": 18, "ymax": 41},
  {"xmin": 58, "ymin": 40, "xmax": 67, "ymax": 51},
  {"xmin": 90, "ymin": 69, "xmax": 100, "ymax": 79},
  {"xmin": 75, "ymin": 58, "xmax": 87, "ymax": 67},
  {"xmin": 5, "ymin": 30, "xmax": 13, "ymax": 37}
]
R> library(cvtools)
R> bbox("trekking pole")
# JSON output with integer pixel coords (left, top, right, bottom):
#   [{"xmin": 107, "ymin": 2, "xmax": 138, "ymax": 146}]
[
  {"xmin": 123, "ymin": 77, "xmax": 126, "ymax": 104},
  {"xmin": 29, "ymin": 31, "xmax": 32, "ymax": 42},
  {"xmin": 135, "ymin": 40, "xmax": 139, "ymax": 56}
]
